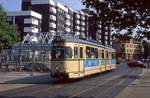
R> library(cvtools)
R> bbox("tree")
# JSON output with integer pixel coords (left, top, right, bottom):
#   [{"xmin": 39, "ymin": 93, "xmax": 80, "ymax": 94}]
[
  {"xmin": 0, "ymin": 4, "xmax": 21, "ymax": 49},
  {"xmin": 82, "ymin": 0, "xmax": 150, "ymax": 40}
]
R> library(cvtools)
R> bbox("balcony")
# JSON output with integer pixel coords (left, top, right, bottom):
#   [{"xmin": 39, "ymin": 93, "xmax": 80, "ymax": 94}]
[
  {"xmin": 81, "ymin": 21, "xmax": 85, "ymax": 26},
  {"xmin": 75, "ymin": 14, "xmax": 80, "ymax": 19},
  {"xmin": 75, "ymin": 20, "xmax": 80, "ymax": 24},
  {"xmin": 75, "ymin": 26, "xmax": 80, "ymax": 30},
  {"xmin": 65, "ymin": 27, "xmax": 71, "ymax": 32},
  {"xmin": 24, "ymin": 18, "xmax": 39, "ymax": 25},
  {"xmin": 65, "ymin": 20, "xmax": 71, "ymax": 26},
  {"xmin": 81, "ymin": 16, "xmax": 85, "ymax": 20},
  {"xmin": 50, "ymin": 15, "xmax": 56, "ymax": 21},
  {"xmin": 65, "ymin": 14, "xmax": 71, "ymax": 19},
  {"xmin": 50, "ymin": 7, "xmax": 56, "ymax": 14},
  {"xmin": 81, "ymin": 27, "xmax": 85, "ymax": 31},
  {"xmin": 24, "ymin": 27, "xmax": 39, "ymax": 33},
  {"xmin": 98, "ymin": 24, "xmax": 101, "ymax": 28},
  {"xmin": 105, "ymin": 36, "xmax": 108, "ymax": 40},
  {"xmin": 49, "ymin": 30, "xmax": 56, "ymax": 33},
  {"xmin": 49, "ymin": 23, "xmax": 56, "ymax": 28}
]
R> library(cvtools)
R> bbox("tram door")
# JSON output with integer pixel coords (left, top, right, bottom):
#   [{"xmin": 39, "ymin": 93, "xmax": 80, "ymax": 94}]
[
  {"xmin": 101, "ymin": 49, "xmax": 106, "ymax": 72},
  {"xmin": 79, "ymin": 46, "xmax": 84, "ymax": 77},
  {"xmin": 73, "ymin": 45, "xmax": 84, "ymax": 78}
]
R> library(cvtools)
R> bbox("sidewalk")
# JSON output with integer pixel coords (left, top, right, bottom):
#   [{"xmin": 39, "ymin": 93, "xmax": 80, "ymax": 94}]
[{"xmin": 116, "ymin": 69, "xmax": 150, "ymax": 98}]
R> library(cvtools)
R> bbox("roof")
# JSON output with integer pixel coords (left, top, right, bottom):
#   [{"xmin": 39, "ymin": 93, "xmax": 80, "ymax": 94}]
[{"xmin": 53, "ymin": 37, "xmax": 115, "ymax": 51}]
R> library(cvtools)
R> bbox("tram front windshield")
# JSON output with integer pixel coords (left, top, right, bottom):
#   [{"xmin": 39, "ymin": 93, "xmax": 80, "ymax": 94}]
[{"xmin": 51, "ymin": 47, "xmax": 72, "ymax": 60}]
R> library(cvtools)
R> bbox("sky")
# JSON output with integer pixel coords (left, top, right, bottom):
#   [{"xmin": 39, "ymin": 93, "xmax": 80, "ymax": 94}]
[{"xmin": 0, "ymin": 0, "xmax": 85, "ymax": 11}]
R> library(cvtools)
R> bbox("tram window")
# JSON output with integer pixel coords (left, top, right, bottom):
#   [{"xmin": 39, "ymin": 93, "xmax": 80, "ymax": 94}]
[
  {"xmin": 95, "ymin": 48, "xmax": 98, "ymax": 58},
  {"xmin": 80, "ymin": 47, "xmax": 83, "ymax": 58},
  {"xmin": 86, "ymin": 47, "xmax": 91, "ymax": 58},
  {"xmin": 106, "ymin": 51, "xmax": 109, "ymax": 58},
  {"xmin": 91, "ymin": 48, "xmax": 95, "ymax": 58},
  {"xmin": 51, "ymin": 48, "xmax": 64, "ymax": 59},
  {"xmin": 74, "ymin": 47, "xmax": 78, "ymax": 58},
  {"xmin": 65, "ymin": 47, "xmax": 72, "ymax": 58},
  {"xmin": 102, "ymin": 50, "xmax": 105, "ymax": 59},
  {"xmin": 86, "ymin": 47, "xmax": 98, "ymax": 58}
]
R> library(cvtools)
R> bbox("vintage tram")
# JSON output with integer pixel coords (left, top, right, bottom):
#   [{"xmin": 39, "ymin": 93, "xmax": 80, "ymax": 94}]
[{"xmin": 51, "ymin": 36, "xmax": 116, "ymax": 79}]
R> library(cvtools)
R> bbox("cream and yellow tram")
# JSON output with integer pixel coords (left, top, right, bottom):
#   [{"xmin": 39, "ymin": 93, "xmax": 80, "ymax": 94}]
[{"xmin": 51, "ymin": 36, "xmax": 116, "ymax": 79}]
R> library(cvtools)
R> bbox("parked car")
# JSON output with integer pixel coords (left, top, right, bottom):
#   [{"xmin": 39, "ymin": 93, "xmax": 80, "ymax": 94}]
[{"xmin": 128, "ymin": 60, "xmax": 146, "ymax": 68}]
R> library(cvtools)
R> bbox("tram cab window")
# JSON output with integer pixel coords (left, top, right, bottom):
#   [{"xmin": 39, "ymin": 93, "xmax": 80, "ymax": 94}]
[
  {"xmin": 51, "ymin": 48, "xmax": 64, "ymax": 59},
  {"xmin": 65, "ymin": 47, "xmax": 72, "ymax": 58},
  {"xmin": 74, "ymin": 47, "xmax": 78, "ymax": 58},
  {"xmin": 80, "ymin": 47, "xmax": 83, "ymax": 58}
]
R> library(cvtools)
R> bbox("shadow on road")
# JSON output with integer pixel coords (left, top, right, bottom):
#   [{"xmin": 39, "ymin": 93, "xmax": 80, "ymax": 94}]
[
  {"xmin": 0, "ymin": 64, "xmax": 145, "ymax": 98},
  {"xmin": 0, "ymin": 73, "xmax": 54, "ymax": 84}
]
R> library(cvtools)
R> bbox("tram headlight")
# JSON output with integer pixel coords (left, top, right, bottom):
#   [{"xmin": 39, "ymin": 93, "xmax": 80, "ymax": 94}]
[{"xmin": 55, "ymin": 66, "xmax": 59, "ymax": 71}]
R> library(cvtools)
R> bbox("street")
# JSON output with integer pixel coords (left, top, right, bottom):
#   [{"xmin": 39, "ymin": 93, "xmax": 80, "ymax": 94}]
[{"xmin": 0, "ymin": 63, "xmax": 147, "ymax": 98}]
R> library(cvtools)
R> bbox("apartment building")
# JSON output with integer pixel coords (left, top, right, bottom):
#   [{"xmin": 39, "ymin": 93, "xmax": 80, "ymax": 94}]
[
  {"xmin": 82, "ymin": 9, "xmax": 112, "ymax": 46},
  {"xmin": 73, "ymin": 11, "xmax": 80, "ymax": 36},
  {"xmin": 22, "ymin": 0, "xmax": 57, "ymax": 33},
  {"xmin": 56, "ymin": 3, "xmax": 69, "ymax": 33},
  {"xmin": 112, "ymin": 39, "xmax": 144, "ymax": 60},
  {"xmin": 22, "ymin": 0, "xmax": 76, "ymax": 34},
  {"xmin": 8, "ymin": 0, "xmax": 113, "ymax": 47},
  {"xmin": 66, "ymin": 6, "xmax": 74, "ymax": 33},
  {"xmin": 6, "ymin": 11, "xmax": 42, "ymax": 40}
]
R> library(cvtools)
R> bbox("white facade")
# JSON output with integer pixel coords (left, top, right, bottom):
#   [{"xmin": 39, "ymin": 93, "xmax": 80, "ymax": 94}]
[
  {"xmin": 49, "ymin": 23, "xmax": 56, "ymax": 28},
  {"xmin": 24, "ymin": 18, "xmax": 39, "ymax": 25},
  {"xmin": 24, "ymin": 27, "xmax": 39, "ymax": 33},
  {"xmin": 56, "ymin": 3, "xmax": 68, "ymax": 12},
  {"xmin": 50, "ymin": 7, "xmax": 56, "ymax": 14},
  {"xmin": 32, "ymin": 0, "xmax": 55, "ymax": 6},
  {"xmin": 50, "ymin": 15, "xmax": 56, "ymax": 21},
  {"xmin": 7, "ymin": 11, "xmax": 42, "ymax": 19}
]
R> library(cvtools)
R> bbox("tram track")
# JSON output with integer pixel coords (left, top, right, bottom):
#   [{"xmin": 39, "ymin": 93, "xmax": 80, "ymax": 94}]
[
  {"xmin": 69, "ymin": 67, "xmax": 142, "ymax": 98},
  {"xmin": 0, "ymin": 63, "xmax": 143, "ymax": 98}
]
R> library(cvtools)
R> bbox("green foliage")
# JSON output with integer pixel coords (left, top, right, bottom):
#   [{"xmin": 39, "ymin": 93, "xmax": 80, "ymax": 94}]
[
  {"xmin": 82, "ymin": 0, "xmax": 150, "ymax": 40},
  {"xmin": 0, "ymin": 4, "xmax": 21, "ymax": 49}
]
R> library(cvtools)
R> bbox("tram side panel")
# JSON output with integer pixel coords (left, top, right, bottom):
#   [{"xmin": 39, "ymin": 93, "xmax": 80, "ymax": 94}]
[
  {"xmin": 64, "ymin": 43, "xmax": 85, "ymax": 78},
  {"xmin": 83, "ymin": 45, "xmax": 101, "ymax": 76},
  {"xmin": 65, "ymin": 59, "xmax": 84, "ymax": 78},
  {"xmin": 84, "ymin": 59, "xmax": 101, "ymax": 76}
]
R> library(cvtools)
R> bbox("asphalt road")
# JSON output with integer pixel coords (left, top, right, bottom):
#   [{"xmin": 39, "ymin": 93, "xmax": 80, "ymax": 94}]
[{"xmin": 0, "ymin": 63, "xmax": 143, "ymax": 98}]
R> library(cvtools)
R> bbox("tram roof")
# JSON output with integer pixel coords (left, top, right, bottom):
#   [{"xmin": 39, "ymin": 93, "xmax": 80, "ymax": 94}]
[{"xmin": 61, "ymin": 38, "xmax": 115, "ymax": 51}]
